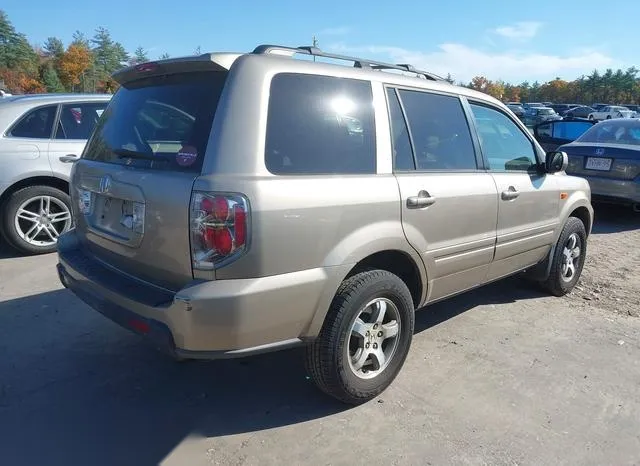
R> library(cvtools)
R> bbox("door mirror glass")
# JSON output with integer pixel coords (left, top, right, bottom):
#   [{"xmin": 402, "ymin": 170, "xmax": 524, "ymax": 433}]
[
  {"xmin": 534, "ymin": 120, "xmax": 593, "ymax": 142},
  {"xmin": 545, "ymin": 151, "xmax": 568, "ymax": 173}
]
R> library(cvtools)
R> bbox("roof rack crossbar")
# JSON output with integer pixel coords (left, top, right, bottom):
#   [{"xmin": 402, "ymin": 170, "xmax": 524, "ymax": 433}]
[{"xmin": 252, "ymin": 44, "xmax": 445, "ymax": 81}]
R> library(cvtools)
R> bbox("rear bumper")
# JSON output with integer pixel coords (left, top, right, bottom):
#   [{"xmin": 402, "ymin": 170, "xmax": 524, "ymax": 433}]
[
  {"xmin": 57, "ymin": 230, "xmax": 334, "ymax": 359},
  {"xmin": 580, "ymin": 176, "xmax": 640, "ymax": 204}
]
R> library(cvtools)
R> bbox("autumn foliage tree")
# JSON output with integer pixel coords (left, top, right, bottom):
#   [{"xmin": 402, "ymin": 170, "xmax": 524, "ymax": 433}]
[{"xmin": 57, "ymin": 44, "xmax": 92, "ymax": 91}]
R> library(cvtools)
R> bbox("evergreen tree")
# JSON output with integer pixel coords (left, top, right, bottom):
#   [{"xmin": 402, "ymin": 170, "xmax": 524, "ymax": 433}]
[
  {"xmin": 0, "ymin": 10, "xmax": 38, "ymax": 74},
  {"xmin": 133, "ymin": 46, "xmax": 149, "ymax": 64},
  {"xmin": 42, "ymin": 63, "xmax": 65, "ymax": 92},
  {"xmin": 43, "ymin": 37, "xmax": 64, "ymax": 59}
]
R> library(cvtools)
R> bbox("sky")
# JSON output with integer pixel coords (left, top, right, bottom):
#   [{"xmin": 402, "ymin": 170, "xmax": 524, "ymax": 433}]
[{"xmin": 4, "ymin": 0, "xmax": 639, "ymax": 84}]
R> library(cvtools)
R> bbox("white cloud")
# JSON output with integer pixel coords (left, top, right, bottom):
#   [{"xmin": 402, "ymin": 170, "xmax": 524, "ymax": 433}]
[
  {"xmin": 318, "ymin": 26, "xmax": 351, "ymax": 36},
  {"xmin": 493, "ymin": 21, "xmax": 543, "ymax": 40},
  {"xmin": 328, "ymin": 43, "xmax": 616, "ymax": 83}
]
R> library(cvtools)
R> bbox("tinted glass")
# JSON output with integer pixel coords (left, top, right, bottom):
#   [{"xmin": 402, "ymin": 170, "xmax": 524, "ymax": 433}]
[
  {"xmin": 471, "ymin": 104, "xmax": 538, "ymax": 171},
  {"xmin": 10, "ymin": 105, "xmax": 57, "ymax": 138},
  {"xmin": 83, "ymin": 71, "xmax": 226, "ymax": 172},
  {"xmin": 265, "ymin": 74, "xmax": 376, "ymax": 175},
  {"xmin": 386, "ymin": 88, "xmax": 414, "ymax": 170},
  {"xmin": 398, "ymin": 89, "xmax": 476, "ymax": 170},
  {"xmin": 577, "ymin": 122, "xmax": 640, "ymax": 145},
  {"xmin": 55, "ymin": 102, "xmax": 107, "ymax": 140}
]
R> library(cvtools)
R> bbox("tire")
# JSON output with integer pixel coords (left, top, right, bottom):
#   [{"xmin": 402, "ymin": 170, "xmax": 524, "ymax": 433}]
[
  {"xmin": 541, "ymin": 217, "xmax": 587, "ymax": 297},
  {"xmin": 606, "ymin": 115, "xmax": 612, "ymax": 120},
  {"xmin": 305, "ymin": 270, "xmax": 415, "ymax": 405},
  {"xmin": 1, "ymin": 185, "xmax": 73, "ymax": 255},
  {"xmin": 588, "ymin": 115, "xmax": 594, "ymax": 120}
]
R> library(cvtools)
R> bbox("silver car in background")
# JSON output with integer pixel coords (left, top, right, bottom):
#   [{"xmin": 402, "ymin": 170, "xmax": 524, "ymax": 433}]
[{"xmin": 0, "ymin": 94, "xmax": 110, "ymax": 254}]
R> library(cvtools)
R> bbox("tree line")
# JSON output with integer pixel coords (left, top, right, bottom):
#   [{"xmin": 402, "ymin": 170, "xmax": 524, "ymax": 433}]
[
  {"xmin": 2, "ymin": 8, "xmax": 639, "ymax": 103},
  {"xmin": 446, "ymin": 69, "xmax": 640, "ymax": 105},
  {"xmin": 0, "ymin": 9, "xmax": 170, "ymax": 94}
]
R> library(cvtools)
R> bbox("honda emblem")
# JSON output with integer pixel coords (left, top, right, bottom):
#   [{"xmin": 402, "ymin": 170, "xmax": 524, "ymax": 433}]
[{"xmin": 99, "ymin": 175, "xmax": 112, "ymax": 194}]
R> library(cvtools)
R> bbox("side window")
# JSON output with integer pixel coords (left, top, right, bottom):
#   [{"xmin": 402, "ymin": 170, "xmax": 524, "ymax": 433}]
[
  {"xmin": 470, "ymin": 103, "xmax": 538, "ymax": 172},
  {"xmin": 386, "ymin": 88, "xmax": 414, "ymax": 171},
  {"xmin": 397, "ymin": 89, "xmax": 477, "ymax": 170},
  {"xmin": 265, "ymin": 73, "xmax": 376, "ymax": 175},
  {"xmin": 55, "ymin": 103, "xmax": 107, "ymax": 140},
  {"xmin": 10, "ymin": 106, "xmax": 57, "ymax": 139}
]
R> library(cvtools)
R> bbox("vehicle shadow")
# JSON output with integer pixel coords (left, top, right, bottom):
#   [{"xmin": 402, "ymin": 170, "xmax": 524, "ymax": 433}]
[
  {"xmin": 0, "ymin": 277, "xmax": 544, "ymax": 466},
  {"xmin": 414, "ymin": 276, "xmax": 545, "ymax": 334},
  {"xmin": 591, "ymin": 203, "xmax": 640, "ymax": 233},
  {"xmin": 0, "ymin": 240, "xmax": 18, "ymax": 259}
]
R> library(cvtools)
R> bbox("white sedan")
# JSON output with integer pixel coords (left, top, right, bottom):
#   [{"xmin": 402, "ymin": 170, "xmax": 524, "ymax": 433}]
[{"xmin": 588, "ymin": 105, "xmax": 635, "ymax": 121}]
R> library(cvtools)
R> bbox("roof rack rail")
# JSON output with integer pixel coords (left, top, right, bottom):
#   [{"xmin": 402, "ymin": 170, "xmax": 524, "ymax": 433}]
[{"xmin": 252, "ymin": 44, "xmax": 445, "ymax": 82}]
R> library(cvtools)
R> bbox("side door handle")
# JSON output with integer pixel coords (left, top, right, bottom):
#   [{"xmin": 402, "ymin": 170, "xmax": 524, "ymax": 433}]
[
  {"xmin": 59, "ymin": 154, "xmax": 79, "ymax": 163},
  {"xmin": 501, "ymin": 186, "xmax": 520, "ymax": 201},
  {"xmin": 407, "ymin": 190, "xmax": 436, "ymax": 209}
]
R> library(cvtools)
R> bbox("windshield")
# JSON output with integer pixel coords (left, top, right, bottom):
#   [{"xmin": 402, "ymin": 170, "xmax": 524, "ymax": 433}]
[
  {"xmin": 577, "ymin": 122, "xmax": 640, "ymax": 145},
  {"xmin": 83, "ymin": 71, "xmax": 226, "ymax": 172}
]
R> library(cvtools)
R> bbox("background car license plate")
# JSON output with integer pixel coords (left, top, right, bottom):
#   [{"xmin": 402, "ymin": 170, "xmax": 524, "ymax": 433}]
[{"xmin": 585, "ymin": 157, "xmax": 612, "ymax": 171}]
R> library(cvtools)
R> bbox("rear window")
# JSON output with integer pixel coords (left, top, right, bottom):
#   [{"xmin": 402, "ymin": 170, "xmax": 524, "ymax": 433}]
[
  {"xmin": 265, "ymin": 73, "xmax": 376, "ymax": 175},
  {"xmin": 577, "ymin": 122, "xmax": 640, "ymax": 145},
  {"xmin": 83, "ymin": 71, "xmax": 226, "ymax": 172}
]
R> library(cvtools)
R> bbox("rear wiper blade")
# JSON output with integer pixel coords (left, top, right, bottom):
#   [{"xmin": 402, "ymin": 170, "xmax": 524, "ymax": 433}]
[{"xmin": 113, "ymin": 148, "xmax": 159, "ymax": 161}]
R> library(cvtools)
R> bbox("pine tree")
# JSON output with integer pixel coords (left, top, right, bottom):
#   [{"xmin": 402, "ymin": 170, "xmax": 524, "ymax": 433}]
[
  {"xmin": 43, "ymin": 37, "xmax": 64, "ymax": 59},
  {"xmin": 133, "ymin": 46, "xmax": 149, "ymax": 64},
  {"xmin": 42, "ymin": 63, "xmax": 65, "ymax": 92},
  {"xmin": 0, "ymin": 10, "xmax": 38, "ymax": 74}
]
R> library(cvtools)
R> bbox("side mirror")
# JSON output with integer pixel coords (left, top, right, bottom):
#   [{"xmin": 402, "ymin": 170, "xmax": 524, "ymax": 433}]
[{"xmin": 545, "ymin": 151, "xmax": 568, "ymax": 173}]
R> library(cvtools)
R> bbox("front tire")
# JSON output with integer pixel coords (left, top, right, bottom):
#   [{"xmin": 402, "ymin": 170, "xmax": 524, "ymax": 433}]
[
  {"xmin": 306, "ymin": 270, "xmax": 415, "ymax": 405},
  {"xmin": 542, "ymin": 217, "xmax": 587, "ymax": 296},
  {"xmin": 1, "ymin": 185, "xmax": 73, "ymax": 255}
]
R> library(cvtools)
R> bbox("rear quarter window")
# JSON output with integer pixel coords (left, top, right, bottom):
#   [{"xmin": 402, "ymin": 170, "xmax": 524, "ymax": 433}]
[{"xmin": 265, "ymin": 73, "xmax": 376, "ymax": 175}]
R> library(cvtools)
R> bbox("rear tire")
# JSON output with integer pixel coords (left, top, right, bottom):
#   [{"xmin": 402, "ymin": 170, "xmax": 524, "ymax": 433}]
[
  {"xmin": 306, "ymin": 270, "xmax": 415, "ymax": 405},
  {"xmin": 541, "ymin": 217, "xmax": 587, "ymax": 296},
  {"xmin": 1, "ymin": 185, "xmax": 72, "ymax": 255}
]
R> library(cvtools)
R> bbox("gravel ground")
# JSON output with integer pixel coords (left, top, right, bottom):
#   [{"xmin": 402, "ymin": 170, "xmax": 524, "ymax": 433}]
[{"xmin": 0, "ymin": 205, "xmax": 639, "ymax": 466}]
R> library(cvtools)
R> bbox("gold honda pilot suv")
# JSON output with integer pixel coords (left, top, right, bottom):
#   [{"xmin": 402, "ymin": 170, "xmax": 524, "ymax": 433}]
[{"xmin": 57, "ymin": 44, "xmax": 593, "ymax": 404}]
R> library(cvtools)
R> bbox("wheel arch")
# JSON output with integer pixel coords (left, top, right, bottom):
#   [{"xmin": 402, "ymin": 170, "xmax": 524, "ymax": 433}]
[
  {"xmin": 0, "ymin": 176, "xmax": 69, "ymax": 208},
  {"xmin": 303, "ymin": 247, "xmax": 428, "ymax": 339},
  {"xmin": 569, "ymin": 205, "xmax": 592, "ymax": 237}
]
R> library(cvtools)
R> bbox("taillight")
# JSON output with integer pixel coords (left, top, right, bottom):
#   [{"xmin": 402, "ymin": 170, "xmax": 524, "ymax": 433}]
[{"xmin": 190, "ymin": 192, "xmax": 250, "ymax": 270}]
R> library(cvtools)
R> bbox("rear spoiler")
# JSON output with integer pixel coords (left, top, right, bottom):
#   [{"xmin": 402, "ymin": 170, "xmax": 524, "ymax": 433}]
[{"xmin": 112, "ymin": 53, "xmax": 242, "ymax": 86}]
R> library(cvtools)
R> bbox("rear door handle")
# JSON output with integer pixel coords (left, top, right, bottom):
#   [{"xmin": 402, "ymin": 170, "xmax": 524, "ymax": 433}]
[
  {"xmin": 501, "ymin": 186, "xmax": 520, "ymax": 201},
  {"xmin": 407, "ymin": 190, "xmax": 436, "ymax": 209},
  {"xmin": 59, "ymin": 154, "xmax": 79, "ymax": 163}
]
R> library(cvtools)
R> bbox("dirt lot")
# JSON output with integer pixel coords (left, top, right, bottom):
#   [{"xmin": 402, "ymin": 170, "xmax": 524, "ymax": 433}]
[{"xmin": 1, "ymin": 205, "xmax": 639, "ymax": 466}]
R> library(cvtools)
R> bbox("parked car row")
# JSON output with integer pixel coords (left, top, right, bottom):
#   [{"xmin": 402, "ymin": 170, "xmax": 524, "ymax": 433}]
[{"xmin": 509, "ymin": 101, "xmax": 640, "ymax": 124}]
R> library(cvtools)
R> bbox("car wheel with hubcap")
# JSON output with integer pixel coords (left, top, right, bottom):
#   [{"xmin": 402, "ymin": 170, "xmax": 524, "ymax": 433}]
[
  {"xmin": 2, "ymin": 185, "xmax": 73, "ymax": 255},
  {"xmin": 306, "ymin": 269, "xmax": 415, "ymax": 405},
  {"xmin": 541, "ymin": 217, "xmax": 587, "ymax": 296}
]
